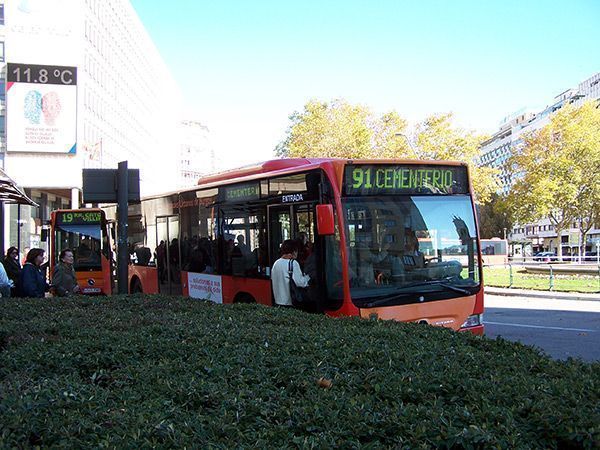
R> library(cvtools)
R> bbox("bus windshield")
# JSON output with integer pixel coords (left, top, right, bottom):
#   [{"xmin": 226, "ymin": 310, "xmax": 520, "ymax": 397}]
[
  {"xmin": 54, "ymin": 223, "xmax": 103, "ymax": 271},
  {"xmin": 342, "ymin": 195, "xmax": 480, "ymax": 302}
]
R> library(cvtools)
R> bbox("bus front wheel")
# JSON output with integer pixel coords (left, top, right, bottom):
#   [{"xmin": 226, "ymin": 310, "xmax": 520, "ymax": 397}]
[{"xmin": 233, "ymin": 292, "xmax": 255, "ymax": 304}]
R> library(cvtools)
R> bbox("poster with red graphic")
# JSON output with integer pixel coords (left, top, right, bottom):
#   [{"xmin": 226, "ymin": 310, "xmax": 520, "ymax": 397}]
[
  {"xmin": 187, "ymin": 273, "xmax": 223, "ymax": 303},
  {"xmin": 6, "ymin": 63, "xmax": 77, "ymax": 154}
]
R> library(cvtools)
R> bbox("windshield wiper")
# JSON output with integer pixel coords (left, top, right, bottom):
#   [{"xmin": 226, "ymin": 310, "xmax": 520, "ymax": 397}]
[
  {"xmin": 401, "ymin": 279, "xmax": 474, "ymax": 295},
  {"xmin": 365, "ymin": 293, "xmax": 413, "ymax": 308}
]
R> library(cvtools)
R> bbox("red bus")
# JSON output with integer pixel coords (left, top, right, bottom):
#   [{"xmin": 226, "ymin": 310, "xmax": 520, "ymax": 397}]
[
  {"xmin": 49, "ymin": 209, "xmax": 115, "ymax": 295},
  {"xmin": 52, "ymin": 159, "xmax": 485, "ymax": 334}
]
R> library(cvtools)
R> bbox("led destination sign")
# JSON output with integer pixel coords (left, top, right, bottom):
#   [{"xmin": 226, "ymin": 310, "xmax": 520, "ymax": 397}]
[
  {"xmin": 344, "ymin": 165, "xmax": 469, "ymax": 196},
  {"xmin": 223, "ymin": 183, "xmax": 260, "ymax": 202},
  {"xmin": 56, "ymin": 211, "xmax": 102, "ymax": 225}
]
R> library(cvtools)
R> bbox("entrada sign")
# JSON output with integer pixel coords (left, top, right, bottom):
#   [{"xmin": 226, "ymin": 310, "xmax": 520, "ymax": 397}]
[{"xmin": 282, "ymin": 193, "xmax": 304, "ymax": 203}]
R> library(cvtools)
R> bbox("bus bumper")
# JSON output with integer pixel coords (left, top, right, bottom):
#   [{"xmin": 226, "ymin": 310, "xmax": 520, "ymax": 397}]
[{"xmin": 459, "ymin": 324, "xmax": 485, "ymax": 335}]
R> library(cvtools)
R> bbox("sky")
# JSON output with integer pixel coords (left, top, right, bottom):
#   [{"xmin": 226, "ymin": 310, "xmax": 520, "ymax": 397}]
[{"xmin": 130, "ymin": 0, "xmax": 600, "ymax": 170}]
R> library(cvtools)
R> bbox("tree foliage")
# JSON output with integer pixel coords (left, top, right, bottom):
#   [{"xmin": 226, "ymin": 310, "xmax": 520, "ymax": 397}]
[
  {"xmin": 276, "ymin": 100, "xmax": 498, "ymax": 204},
  {"xmin": 275, "ymin": 99, "xmax": 411, "ymax": 159},
  {"xmin": 478, "ymin": 193, "xmax": 513, "ymax": 239},
  {"xmin": 507, "ymin": 101, "xmax": 600, "ymax": 258},
  {"xmin": 413, "ymin": 113, "xmax": 498, "ymax": 204}
]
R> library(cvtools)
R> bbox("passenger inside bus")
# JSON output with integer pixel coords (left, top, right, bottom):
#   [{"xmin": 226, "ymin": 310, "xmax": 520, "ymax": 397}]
[
  {"xmin": 74, "ymin": 239, "xmax": 101, "ymax": 267},
  {"xmin": 352, "ymin": 241, "xmax": 390, "ymax": 287},
  {"xmin": 134, "ymin": 244, "xmax": 152, "ymax": 266}
]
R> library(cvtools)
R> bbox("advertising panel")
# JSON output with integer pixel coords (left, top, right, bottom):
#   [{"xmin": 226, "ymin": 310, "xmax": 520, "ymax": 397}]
[
  {"xmin": 6, "ymin": 63, "xmax": 77, "ymax": 153},
  {"xmin": 187, "ymin": 273, "xmax": 223, "ymax": 303}
]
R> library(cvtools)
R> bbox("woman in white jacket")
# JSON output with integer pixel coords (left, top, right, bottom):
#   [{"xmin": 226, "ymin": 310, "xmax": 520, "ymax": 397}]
[{"xmin": 271, "ymin": 239, "xmax": 310, "ymax": 307}]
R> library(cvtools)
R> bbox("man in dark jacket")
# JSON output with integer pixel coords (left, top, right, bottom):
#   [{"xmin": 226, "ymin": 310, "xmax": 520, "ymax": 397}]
[{"xmin": 51, "ymin": 249, "xmax": 80, "ymax": 296}]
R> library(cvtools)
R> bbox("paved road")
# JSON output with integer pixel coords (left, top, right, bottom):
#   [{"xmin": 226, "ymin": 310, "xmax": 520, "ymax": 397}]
[{"xmin": 484, "ymin": 295, "xmax": 600, "ymax": 362}]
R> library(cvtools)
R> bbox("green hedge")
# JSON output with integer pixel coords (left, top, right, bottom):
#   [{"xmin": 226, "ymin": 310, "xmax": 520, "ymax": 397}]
[{"xmin": 1, "ymin": 296, "xmax": 598, "ymax": 448}]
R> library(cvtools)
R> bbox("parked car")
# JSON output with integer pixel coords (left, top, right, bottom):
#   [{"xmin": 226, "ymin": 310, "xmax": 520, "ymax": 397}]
[
  {"xmin": 584, "ymin": 251, "xmax": 598, "ymax": 262},
  {"xmin": 533, "ymin": 251, "xmax": 557, "ymax": 262}
]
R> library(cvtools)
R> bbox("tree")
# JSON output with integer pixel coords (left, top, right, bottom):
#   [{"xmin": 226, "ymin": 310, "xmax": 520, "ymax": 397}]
[
  {"xmin": 413, "ymin": 113, "xmax": 498, "ymax": 204},
  {"xmin": 507, "ymin": 101, "xmax": 600, "ymax": 259},
  {"xmin": 275, "ymin": 99, "xmax": 378, "ymax": 159},
  {"xmin": 478, "ymin": 193, "xmax": 513, "ymax": 239},
  {"xmin": 276, "ymin": 100, "xmax": 498, "ymax": 204}
]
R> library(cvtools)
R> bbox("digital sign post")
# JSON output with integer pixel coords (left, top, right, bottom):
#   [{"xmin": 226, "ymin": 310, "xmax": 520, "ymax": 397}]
[{"xmin": 6, "ymin": 63, "xmax": 77, "ymax": 154}]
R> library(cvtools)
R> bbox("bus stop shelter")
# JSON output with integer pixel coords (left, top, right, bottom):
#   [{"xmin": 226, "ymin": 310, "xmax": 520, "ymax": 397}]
[{"xmin": 0, "ymin": 168, "xmax": 38, "ymax": 255}]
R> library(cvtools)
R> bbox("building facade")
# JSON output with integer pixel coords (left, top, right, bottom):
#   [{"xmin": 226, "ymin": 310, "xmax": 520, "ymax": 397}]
[
  {"xmin": 0, "ymin": 0, "xmax": 184, "ymax": 258},
  {"xmin": 178, "ymin": 120, "xmax": 215, "ymax": 187},
  {"xmin": 478, "ymin": 72, "xmax": 600, "ymax": 257}
]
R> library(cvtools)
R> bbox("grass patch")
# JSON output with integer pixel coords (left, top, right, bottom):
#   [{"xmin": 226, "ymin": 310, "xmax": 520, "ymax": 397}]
[
  {"xmin": 1, "ymin": 296, "xmax": 598, "ymax": 448},
  {"xmin": 484, "ymin": 267, "xmax": 600, "ymax": 293}
]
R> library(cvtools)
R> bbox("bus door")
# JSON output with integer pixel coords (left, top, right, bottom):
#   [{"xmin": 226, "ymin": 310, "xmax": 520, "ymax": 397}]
[
  {"xmin": 268, "ymin": 202, "xmax": 321, "ymax": 309},
  {"xmin": 156, "ymin": 215, "xmax": 181, "ymax": 295},
  {"xmin": 268, "ymin": 203, "xmax": 316, "ymax": 263}
]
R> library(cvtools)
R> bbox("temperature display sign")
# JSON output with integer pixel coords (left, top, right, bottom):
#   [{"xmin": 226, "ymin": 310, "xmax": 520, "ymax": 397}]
[
  {"xmin": 6, "ymin": 63, "xmax": 77, "ymax": 154},
  {"xmin": 7, "ymin": 63, "xmax": 77, "ymax": 85}
]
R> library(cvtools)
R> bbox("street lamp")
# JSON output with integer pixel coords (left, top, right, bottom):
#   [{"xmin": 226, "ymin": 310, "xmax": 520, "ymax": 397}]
[{"xmin": 394, "ymin": 133, "xmax": 418, "ymax": 154}]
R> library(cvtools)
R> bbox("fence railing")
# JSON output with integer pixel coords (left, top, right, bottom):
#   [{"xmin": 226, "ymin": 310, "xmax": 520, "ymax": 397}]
[
  {"xmin": 483, "ymin": 261, "xmax": 600, "ymax": 293},
  {"xmin": 507, "ymin": 255, "xmax": 600, "ymax": 265}
]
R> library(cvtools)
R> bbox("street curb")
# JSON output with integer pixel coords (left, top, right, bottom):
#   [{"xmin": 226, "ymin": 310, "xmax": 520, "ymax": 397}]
[{"xmin": 484, "ymin": 286, "xmax": 600, "ymax": 302}]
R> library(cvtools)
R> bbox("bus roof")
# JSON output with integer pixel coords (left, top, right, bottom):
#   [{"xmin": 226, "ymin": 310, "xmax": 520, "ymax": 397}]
[
  {"xmin": 141, "ymin": 158, "xmax": 468, "ymax": 201},
  {"xmin": 197, "ymin": 158, "xmax": 468, "ymax": 186}
]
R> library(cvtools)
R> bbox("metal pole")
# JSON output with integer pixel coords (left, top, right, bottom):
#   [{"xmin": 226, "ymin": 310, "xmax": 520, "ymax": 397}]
[
  {"xmin": 509, "ymin": 263, "xmax": 513, "ymax": 288},
  {"xmin": 117, "ymin": 161, "xmax": 129, "ymax": 294},
  {"xmin": 549, "ymin": 265, "xmax": 554, "ymax": 291},
  {"xmin": 17, "ymin": 204, "xmax": 21, "ymax": 256}
]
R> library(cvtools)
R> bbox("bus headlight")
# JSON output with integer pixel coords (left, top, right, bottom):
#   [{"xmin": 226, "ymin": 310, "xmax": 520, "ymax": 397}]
[{"xmin": 461, "ymin": 314, "xmax": 482, "ymax": 328}]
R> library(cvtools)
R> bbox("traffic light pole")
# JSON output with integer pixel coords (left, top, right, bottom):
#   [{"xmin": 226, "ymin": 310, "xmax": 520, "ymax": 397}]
[{"xmin": 117, "ymin": 161, "xmax": 129, "ymax": 294}]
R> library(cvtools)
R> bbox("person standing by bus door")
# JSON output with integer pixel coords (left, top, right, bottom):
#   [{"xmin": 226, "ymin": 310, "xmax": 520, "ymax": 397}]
[
  {"xmin": 51, "ymin": 249, "xmax": 81, "ymax": 296},
  {"xmin": 271, "ymin": 239, "xmax": 310, "ymax": 307}
]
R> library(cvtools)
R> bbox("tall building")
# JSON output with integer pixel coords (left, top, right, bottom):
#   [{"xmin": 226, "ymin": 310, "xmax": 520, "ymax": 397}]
[
  {"xmin": 0, "ymin": 0, "xmax": 183, "ymax": 256},
  {"xmin": 478, "ymin": 72, "xmax": 600, "ymax": 256},
  {"xmin": 178, "ymin": 120, "xmax": 215, "ymax": 187}
]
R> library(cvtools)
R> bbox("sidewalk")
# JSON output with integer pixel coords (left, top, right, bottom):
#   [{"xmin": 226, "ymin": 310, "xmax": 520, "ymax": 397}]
[{"xmin": 484, "ymin": 286, "xmax": 600, "ymax": 302}]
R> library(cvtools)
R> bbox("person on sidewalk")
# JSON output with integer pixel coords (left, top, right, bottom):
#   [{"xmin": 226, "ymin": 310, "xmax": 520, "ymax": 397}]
[
  {"xmin": 19, "ymin": 248, "xmax": 49, "ymax": 298},
  {"xmin": 51, "ymin": 249, "xmax": 81, "ymax": 297},
  {"xmin": 2, "ymin": 247, "xmax": 22, "ymax": 296},
  {"xmin": 0, "ymin": 261, "xmax": 14, "ymax": 297}
]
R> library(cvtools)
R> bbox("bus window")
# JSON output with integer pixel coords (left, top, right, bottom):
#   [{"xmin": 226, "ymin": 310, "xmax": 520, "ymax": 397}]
[
  {"xmin": 220, "ymin": 206, "xmax": 267, "ymax": 277},
  {"xmin": 55, "ymin": 222, "xmax": 102, "ymax": 271},
  {"xmin": 342, "ymin": 195, "xmax": 480, "ymax": 304}
]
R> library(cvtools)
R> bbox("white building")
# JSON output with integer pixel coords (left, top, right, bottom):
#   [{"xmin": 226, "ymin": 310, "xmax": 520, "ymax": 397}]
[
  {"xmin": 0, "ymin": 0, "xmax": 184, "ymax": 256},
  {"xmin": 178, "ymin": 120, "xmax": 215, "ymax": 187},
  {"xmin": 478, "ymin": 72, "xmax": 600, "ymax": 256}
]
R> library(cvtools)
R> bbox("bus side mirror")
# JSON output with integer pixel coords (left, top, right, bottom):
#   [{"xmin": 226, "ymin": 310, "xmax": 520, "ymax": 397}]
[
  {"xmin": 316, "ymin": 204, "xmax": 335, "ymax": 235},
  {"xmin": 41, "ymin": 228, "xmax": 49, "ymax": 242}
]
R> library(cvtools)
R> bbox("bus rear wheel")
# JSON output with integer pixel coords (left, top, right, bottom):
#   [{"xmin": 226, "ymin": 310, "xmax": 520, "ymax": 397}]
[{"xmin": 130, "ymin": 279, "xmax": 143, "ymax": 294}]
